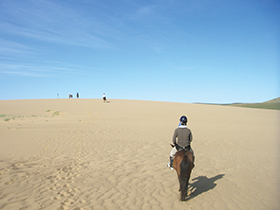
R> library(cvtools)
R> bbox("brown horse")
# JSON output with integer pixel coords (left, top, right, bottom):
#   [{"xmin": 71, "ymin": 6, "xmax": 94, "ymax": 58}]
[{"xmin": 173, "ymin": 149, "xmax": 194, "ymax": 201}]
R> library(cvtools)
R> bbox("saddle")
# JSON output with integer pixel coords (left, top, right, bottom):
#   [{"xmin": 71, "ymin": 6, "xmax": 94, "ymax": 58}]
[{"xmin": 171, "ymin": 143, "xmax": 190, "ymax": 151}]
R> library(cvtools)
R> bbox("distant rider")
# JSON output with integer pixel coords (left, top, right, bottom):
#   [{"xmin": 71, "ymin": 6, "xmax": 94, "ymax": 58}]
[{"xmin": 167, "ymin": 115, "xmax": 195, "ymax": 170}]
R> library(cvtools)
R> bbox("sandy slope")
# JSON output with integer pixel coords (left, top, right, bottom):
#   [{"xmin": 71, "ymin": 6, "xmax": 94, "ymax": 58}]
[{"xmin": 0, "ymin": 99, "xmax": 279, "ymax": 210}]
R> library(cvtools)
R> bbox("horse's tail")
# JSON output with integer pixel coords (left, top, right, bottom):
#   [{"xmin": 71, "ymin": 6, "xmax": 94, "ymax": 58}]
[{"xmin": 179, "ymin": 152, "xmax": 192, "ymax": 201}]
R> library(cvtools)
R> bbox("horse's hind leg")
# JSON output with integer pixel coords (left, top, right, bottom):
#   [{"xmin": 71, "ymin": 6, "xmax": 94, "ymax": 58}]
[{"xmin": 178, "ymin": 176, "xmax": 182, "ymax": 191}]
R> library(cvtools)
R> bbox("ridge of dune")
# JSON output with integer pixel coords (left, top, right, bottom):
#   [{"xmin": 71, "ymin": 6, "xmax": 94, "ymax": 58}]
[{"xmin": 0, "ymin": 99, "xmax": 279, "ymax": 209}]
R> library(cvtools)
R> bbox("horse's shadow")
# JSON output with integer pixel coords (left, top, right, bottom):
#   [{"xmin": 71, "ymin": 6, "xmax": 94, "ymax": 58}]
[{"xmin": 186, "ymin": 174, "xmax": 225, "ymax": 201}]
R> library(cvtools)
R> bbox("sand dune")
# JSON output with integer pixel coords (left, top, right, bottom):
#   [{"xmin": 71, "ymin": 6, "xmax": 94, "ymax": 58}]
[{"xmin": 0, "ymin": 99, "xmax": 279, "ymax": 210}]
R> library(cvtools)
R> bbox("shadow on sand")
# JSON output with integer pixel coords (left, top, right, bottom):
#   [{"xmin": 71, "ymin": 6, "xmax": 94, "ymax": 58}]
[{"xmin": 186, "ymin": 174, "xmax": 225, "ymax": 201}]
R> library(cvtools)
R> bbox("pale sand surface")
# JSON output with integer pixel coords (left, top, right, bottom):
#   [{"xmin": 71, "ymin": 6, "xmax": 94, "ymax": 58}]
[{"xmin": 0, "ymin": 99, "xmax": 279, "ymax": 210}]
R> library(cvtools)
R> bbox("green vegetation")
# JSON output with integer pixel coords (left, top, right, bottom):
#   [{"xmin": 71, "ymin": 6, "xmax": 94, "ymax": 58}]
[
  {"xmin": 0, "ymin": 110, "xmax": 61, "ymax": 122},
  {"xmin": 0, "ymin": 114, "xmax": 9, "ymax": 121},
  {"xmin": 0, "ymin": 114, "xmax": 24, "ymax": 122},
  {"xmin": 227, "ymin": 97, "xmax": 280, "ymax": 110},
  {"xmin": 52, "ymin": 111, "xmax": 60, "ymax": 117},
  {"xmin": 229, "ymin": 103, "xmax": 280, "ymax": 110},
  {"xmin": 197, "ymin": 97, "xmax": 280, "ymax": 110}
]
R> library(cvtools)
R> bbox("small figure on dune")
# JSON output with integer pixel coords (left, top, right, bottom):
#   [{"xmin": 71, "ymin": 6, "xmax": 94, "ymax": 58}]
[
  {"xmin": 77, "ymin": 92, "xmax": 79, "ymax": 99},
  {"xmin": 69, "ymin": 94, "xmax": 73, "ymax": 98},
  {"xmin": 103, "ymin": 93, "xmax": 107, "ymax": 103}
]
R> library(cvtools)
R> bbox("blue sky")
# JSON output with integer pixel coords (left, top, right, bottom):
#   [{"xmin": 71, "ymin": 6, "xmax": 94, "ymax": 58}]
[{"xmin": 0, "ymin": 0, "xmax": 279, "ymax": 103}]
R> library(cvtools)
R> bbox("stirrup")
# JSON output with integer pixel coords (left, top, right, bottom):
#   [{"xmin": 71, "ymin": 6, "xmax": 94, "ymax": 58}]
[{"xmin": 167, "ymin": 163, "xmax": 174, "ymax": 170}]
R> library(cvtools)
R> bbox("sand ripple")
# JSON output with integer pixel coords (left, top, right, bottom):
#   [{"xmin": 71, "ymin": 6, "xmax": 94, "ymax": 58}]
[{"xmin": 0, "ymin": 99, "xmax": 279, "ymax": 209}]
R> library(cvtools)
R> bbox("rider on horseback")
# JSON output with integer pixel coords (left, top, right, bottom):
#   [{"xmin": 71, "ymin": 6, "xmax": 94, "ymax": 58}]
[{"xmin": 167, "ymin": 115, "xmax": 195, "ymax": 170}]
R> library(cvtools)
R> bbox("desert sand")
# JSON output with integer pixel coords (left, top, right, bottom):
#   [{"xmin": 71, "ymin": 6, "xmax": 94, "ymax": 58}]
[{"xmin": 0, "ymin": 99, "xmax": 279, "ymax": 210}]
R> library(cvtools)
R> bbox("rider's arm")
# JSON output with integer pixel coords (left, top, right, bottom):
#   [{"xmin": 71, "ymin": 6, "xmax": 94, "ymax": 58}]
[
  {"xmin": 172, "ymin": 129, "xmax": 178, "ymax": 145},
  {"xmin": 189, "ymin": 131, "xmax": 193, "ymax": 143}
]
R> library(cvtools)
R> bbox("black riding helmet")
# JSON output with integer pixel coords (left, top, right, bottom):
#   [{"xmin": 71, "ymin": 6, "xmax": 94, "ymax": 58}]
[{"xmin": 180, "ymin": 115, "xmax": 188, "ymax": 123}]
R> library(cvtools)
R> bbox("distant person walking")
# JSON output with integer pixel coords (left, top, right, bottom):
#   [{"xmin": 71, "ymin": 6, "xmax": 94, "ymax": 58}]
[
  {"xmin": 103, "ymin": 93, "xmax": 107, "ymax": 103},
  {"xmin": 77, "ymin": 92, "xmax": 79, "ymax": 98}
]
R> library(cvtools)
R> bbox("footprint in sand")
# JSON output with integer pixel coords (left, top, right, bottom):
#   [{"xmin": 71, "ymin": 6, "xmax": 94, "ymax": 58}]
[
  {"xmin": 58, "ymin": 205, "xmax": 85, "ymax": 210},
  {"xmin": 0, "ymin": 167, "xmax": 11, "ymax": 175},
  {"xmin": 5, "ymin": 181, "xmax": 13, "ymax": 185},
  {"xmin": 15, "ymin": 163, "xmax": 23, "ymax": 167},
  {"xmin": 4, "ymin": 167, "xmax": 11, "ymax": 172},
  {"xmin": 21, "ymin": 173, "xmax": 30, "ymax": 179}
]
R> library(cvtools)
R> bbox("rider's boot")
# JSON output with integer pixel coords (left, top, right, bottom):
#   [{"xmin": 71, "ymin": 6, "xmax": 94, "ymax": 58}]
[{"xmin": 167, "ymin": 156, "xmax": 174, "ymax": 170}]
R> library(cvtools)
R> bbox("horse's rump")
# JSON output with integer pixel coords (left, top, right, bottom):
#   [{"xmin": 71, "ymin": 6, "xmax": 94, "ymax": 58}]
[
  {"xmin": 173, "ymin": 150, "xmax": 193, "ymax": 174},
  {"xmin": 173, "ymin": 150, "xmax": 194, "ymax": 201}
]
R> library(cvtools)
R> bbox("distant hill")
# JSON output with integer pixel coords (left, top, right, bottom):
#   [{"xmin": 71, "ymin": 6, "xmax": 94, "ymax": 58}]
[
  {"xmin": 264, "ymin": 97, "xmax": 280, "ymax": 104},
  {"xmin": 228, "ymin": 97, "xmax": 280, "ymax": 110}
]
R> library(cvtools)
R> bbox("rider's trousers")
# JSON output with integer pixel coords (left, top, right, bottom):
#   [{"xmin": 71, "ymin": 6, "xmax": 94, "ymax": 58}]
[{"xmin": 169, "ymin": 146, "xmax": 194, "ymax": 159}]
